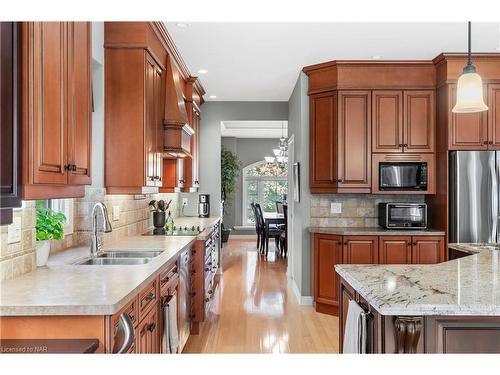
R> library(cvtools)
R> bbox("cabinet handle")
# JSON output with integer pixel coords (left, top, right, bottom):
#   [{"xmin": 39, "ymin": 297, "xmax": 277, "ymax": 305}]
[
  {"xmin": 189, "ymin": 292, "xmax": 196, "ymax": 297},
  {"xmin": 407, "ymin": 241, "xmax": 412, "ymax": 246},
  {"xmin": 147, "ymin": 323, "xmax": 156, "ymax": 332},
  {"xmin": 205, "ymin": 297, "xmax": 210, "ymax": 302},
  {"xmin": 161, "ymin": 276, "xmax": 169, "ymax": 284},
  {"xmin": 403, "ymin": 144, "xmax": 408, "ymax": 148},
  {"xmin": 490, "ymin": 141, "xmax": 494, "ymax": 145},
  {"xmin": 189, "ymin": 314, "xmax": 196, "ymax": 319},
  {"xmin": 413, "ymin": 241, "xmax": 417, "ymax": 245},
  {"xmin": 337, "ymin": 179, "xmax": 343, "ymax": 183},
  {"xmin": 337, "ymin": 241, "xmax": 342, "ymax": 245},
  {"xmin": 145, "ymin": 292, "xmax": 155, "ymax": 301},
  {"xmin": 344, "ymin": 241, "xmax": 348, "ymax": 245},
  {"xmin": 398, "ymin": 144, "xmax": 403, "ymax": 147},
  {"xmin": 484, "ymin": 140, "xmax": 489, "ymax": 145}
]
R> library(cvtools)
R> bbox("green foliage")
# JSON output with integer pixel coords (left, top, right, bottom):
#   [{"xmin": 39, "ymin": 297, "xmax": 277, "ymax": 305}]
[
  {"xmin": 221, "ymin": 146, "xmax": 241, "ymax": 203},
  {"xmin": 36, "ymin": 205, "xmax": 66, "ymax": 241}
]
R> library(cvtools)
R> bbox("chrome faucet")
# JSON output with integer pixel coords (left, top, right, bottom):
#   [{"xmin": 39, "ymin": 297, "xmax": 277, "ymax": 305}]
[{"xmin": 90, "ymin": 202, "xmax": 112, "ymax": 258}]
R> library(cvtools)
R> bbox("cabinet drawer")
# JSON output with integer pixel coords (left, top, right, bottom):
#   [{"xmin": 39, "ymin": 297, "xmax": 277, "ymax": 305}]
[
  {"xmin": 138, "ymin": 279, "xmax": 158, "ymax": 320},
  {"xmin": 112, "ymin": 296, "xmax": 139, "ymax": 329},
  {"xmin": 159, "ymin": 261, "xmax": 178, "ymax": 293}
]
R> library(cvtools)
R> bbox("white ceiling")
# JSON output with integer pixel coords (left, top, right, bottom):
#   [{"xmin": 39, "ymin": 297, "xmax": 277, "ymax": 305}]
[
  {"xmin": 221, "ymin": 121, "xmax": 288, "ymax": 138},
  {"xmin": 165, "ymin": 22, "xmax": 500, "ymax": 102}
]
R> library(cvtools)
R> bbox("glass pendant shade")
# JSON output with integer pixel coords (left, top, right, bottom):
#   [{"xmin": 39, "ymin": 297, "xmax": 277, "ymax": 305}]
[
  {"xmin": 264, "ymin": 156, "xmax": 275, "ymax": 163},
  {"xmin": 452, "ymin": 72, "xmax": 488, "ymax": 113},
  {"xmin": 273, "ymin": 148, "xmax": 281, "ymax": 157}
]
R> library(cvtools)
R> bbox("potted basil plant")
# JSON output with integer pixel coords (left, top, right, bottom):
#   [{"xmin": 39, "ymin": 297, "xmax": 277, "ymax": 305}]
[{"xmin": 35, "ymin": 206, "xmax": 66, "ymax": 267}]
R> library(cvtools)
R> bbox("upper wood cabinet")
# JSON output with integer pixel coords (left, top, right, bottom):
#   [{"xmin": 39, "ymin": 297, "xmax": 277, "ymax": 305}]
[
  {"xmin": 337, "ymin": 91, "xmax": 372, "ymax": 191},
  {"xmin": 21, "ymin": 22, "xmax": 92, "ymax": 199},
  {"xmin": 105, "ymin": 49, "xmax": 164, "ymax": 194},
  {"xmin": 310, "ymin": 90, "xmax": 371, "ymax": 193},
  {"xmin": 372, "ymin": 90, "xmax": 403, "ymax": 153},
  {"xmin": 448, "ymin": 84, "xmax": 489, "ymax": 150},
  {"xmin": 372, "ymin": 90, "xmax": 435, "ymax": 153}
]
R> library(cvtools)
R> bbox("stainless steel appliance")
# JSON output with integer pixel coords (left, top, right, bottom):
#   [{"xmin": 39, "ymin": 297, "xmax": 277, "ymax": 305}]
[
  {"xmin": 378, "ymin": 203, "xmax": 427, "ymax": 229},
  {"xmin": 379, "ymin": 162, "xmax": 428, "ymax": 191},
  {"xmin": 112, "ymin": 313, "xmax": 134, "ymax": 353},
  {"xmin": 450, "ymin": 151, "xmax": 500, "ymax": 243},
  {"xmin": 198, "ymin": 194, "xmax": 210, "ymax": 218}
]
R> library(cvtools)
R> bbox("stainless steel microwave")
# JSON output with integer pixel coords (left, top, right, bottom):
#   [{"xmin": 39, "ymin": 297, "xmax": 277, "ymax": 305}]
[
  {"xmin": 378, "ymin": 203, "xmax": 427, "ymax": 229},
  {"xmin": 379, "ymin": 162, "xmax": 428, "ymax": 191}
]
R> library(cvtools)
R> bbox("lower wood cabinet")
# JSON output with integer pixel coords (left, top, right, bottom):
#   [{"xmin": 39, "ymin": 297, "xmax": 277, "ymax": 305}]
[
  {"xmin": 137, "ymin": 304, "xmax": 160, "ymax": 354},
  {"xmin": 312, "ymin": 233, "xmax": 445, "ymax": 316}
]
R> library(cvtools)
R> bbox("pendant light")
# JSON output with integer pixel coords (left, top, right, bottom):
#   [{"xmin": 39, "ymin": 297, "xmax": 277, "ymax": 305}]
[{"xmin": 452, "ymin": 21, "xmax": 488, "ymax": 113}]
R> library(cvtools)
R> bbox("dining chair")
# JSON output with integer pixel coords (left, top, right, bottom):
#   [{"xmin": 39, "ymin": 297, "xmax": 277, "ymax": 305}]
[
  {"xmin": 279, "ymin": 205, "xmax": 288, "ymax": 258},
  {"xmin": 250, "ymin": 203, "xmax": 261, "ymax": 249},
  {"xmin": 276, "ymin": 201, "xmax": 284, "ymax": 214},
  {"xmin": 255, "ymin": 203, "xmax": 283, "ymax": 257}
]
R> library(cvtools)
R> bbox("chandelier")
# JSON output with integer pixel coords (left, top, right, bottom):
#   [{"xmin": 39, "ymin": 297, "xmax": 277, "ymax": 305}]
[{"xmin": 265, "ymin": 121, "xmax": 288, "ymax": 164}]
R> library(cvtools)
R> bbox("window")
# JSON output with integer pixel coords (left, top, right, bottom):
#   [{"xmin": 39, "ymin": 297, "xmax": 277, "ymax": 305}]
[
  {"xmin": 243, "ymin": 161, "xmax": 287, "ymax": 225},
  {"xmin": 37, "ymin": 199, "xmax": 74, "ymax": 235}
]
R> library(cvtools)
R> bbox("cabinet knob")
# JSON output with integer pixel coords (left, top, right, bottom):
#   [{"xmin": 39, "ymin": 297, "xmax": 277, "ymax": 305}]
[
  {"xmin": 398, "ymin": 144, "xmax": 403, "ymax": 147},
  {"xmin": 147, "ymin": 323, "xmax": 156, "ymax": 332},
  {"xmin": 413, "ymin": 241, "xmax": 417, "ymax": 245},
  {"xmin": 403, "ymin": 144, "xmax": 408, "ymax": 148},
  {"xmin": 205, "ymin": 297, "xmax": 210, "ymax": 302},
  {"xmin": 337, "ymin": 241, "xmax": 342, "ymax": 245},
  {"xmin": 407, "ymin": 241, "xmax": 412, "ymax": 246},
  {"xmin": 145, "ymin": 292, "xmax": 155, "ymax": 301},
  {"xmin": 337, "ymin": 179, "xmax": 343, "ymax": 183},
  {"xmin": 344, "ymin": 241, "xmax": 348, "ymax": 245},
  {"xmin": 484, "ymin": 141, "xmax": 489, "ymax": 145}
]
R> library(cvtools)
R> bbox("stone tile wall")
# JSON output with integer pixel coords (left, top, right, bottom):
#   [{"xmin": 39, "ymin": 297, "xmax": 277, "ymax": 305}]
[
  {"xmin": 0, "ymin": 202, "xmax": 36, "ymax": 281},
  {"xmin": 310, "ymin": 194, "xmax": 425, "ymax": 227}
]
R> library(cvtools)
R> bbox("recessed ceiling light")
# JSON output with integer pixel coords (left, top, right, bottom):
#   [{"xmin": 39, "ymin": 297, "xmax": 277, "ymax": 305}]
[
  {"xmin": 197, "ymin": 69, "xmax": 208, "ymax": 74},
  {"xmin": 176, "ymin": 22, "xmax": 188, "ymax": 28},
  {"xmin": 209, "ymin": 95, "xmax": 217, "ymax": 99},
  {"xmin": 372, "ymin": 55, "xmax": 382, "ymax": 60}
]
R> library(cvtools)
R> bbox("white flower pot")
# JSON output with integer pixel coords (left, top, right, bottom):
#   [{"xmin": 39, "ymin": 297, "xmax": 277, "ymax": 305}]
[{"xmin": 36, "ymin": 240, "xmax": 51, "ymax": 267}]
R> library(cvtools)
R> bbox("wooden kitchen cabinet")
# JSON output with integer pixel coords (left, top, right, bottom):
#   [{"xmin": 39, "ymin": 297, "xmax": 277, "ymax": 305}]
[
  {"xmin": 448, "ymin": 84, "xmax": 489, "ymax": 150},
  {"xmin": 313, "ymin": 234, "xmax": 343, "ymax": 315},
  {"xmin": 372, "ymin": 90, "xmax": 435, "ymax": 154},
  {"xmin": 313, "ymin": 233, "xmax": 445, "ymax": 315},
  {"xmin": 21, "ymin": 22, "xmax": 92, "ymax": 199},
  {"xmin": 105, "ymin": 48, "xmax": 164, "ymax": 194},
  {"xmin": 337, "ymin": 91, "xmax": 372, "ymax": 191},
  {"xmin": 372, "ymin": 90, "xmax": 403, "ymax": 153},
  {"xmin": 411, "ymin": 236, "xmax": 445, "ymax": 264},
  {"xmin": 379, "ymin": 236, "xmax": 412, "ymax": 264},
  {"xmin": 137, "ymin": 303, "xmax": 160, "ymax": 354},
  {"xmin": 342, "ymin": 236, "xmax": 378, "ymax": 264},
  {"xmin": 310, "ymin": 90, "xmax": 371, "ymax": 193}
]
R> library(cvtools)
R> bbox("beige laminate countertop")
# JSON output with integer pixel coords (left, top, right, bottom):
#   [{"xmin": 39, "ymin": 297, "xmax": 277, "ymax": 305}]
[
  {"xmin": 309, "ymin": 227, "xmax": 445, "ymax": 236},
  {"xmin": 335, "ymin": 243, "xmax": 500, "ymax": 316},
  {"xmin": 0, "ymin": 217, "xmax": 220, "ymax": 317}
]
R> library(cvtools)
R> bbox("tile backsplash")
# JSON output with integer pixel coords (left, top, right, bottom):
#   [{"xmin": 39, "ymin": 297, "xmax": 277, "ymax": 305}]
[
  {"xmin": 0, "ymin": 188, "xmax": 187, "ymax": 281},
  {"xmin": 0, "ymin": 202, "xmax": 36, "ymax": 281},
  {"xmin": 310, "ymin": 194, "xmax": 425, "ymax": 228}
]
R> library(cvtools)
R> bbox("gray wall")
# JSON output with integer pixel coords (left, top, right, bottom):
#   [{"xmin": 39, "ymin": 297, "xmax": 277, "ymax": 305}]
[
  {"xmin": 221, "ymin": 137, "xmax": 281, "ymax": 229},
  {"xmin": 287, "ymin": 72, "xmax": 311, "ymax": 297},
  {"xmin": 199, "ymin": 102, "xmax": 288, "ymax": 218}
]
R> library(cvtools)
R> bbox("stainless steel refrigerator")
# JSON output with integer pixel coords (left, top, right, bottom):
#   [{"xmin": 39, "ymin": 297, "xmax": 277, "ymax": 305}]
[{"xmin": 449, "ymin": 151, "xmax": 500, "ymax": 243}]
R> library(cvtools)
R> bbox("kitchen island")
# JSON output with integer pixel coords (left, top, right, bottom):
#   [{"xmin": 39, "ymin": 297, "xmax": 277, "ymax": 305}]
[{"xmin": 335, "ymin": 243, "xmax": 500, "ymax": 353}]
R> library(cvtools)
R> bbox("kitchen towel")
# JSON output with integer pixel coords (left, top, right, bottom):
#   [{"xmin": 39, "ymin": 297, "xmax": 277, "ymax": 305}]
[
  {"xmin": 343, "ymin": 299, "xmax": 365, "ymax": 354},
  {"xmin": 167, "ymin": 294, "xmax": 179, "ymax": 354},
  {"xmin": 161, "ymin": 298, "xmax": 171, "ymax": 354}
]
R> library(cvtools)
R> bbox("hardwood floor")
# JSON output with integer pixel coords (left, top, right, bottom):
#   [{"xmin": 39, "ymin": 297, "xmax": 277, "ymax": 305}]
[{"xmin": 183, "ymin": 238, "xmax": 339, "ymax": 353}]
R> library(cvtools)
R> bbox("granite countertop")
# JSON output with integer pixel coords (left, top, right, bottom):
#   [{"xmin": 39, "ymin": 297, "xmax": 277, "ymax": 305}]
[
  {"xmin": 309, "ymin": 227, "xmax": 445, "ymax": 236},
  {"xmin": 335, "ymin": 243, "xmax": 500, "ymax": 316},
  {"xmin": 0, "ymin": 217, "xmax": 221, "ymax": 317}
]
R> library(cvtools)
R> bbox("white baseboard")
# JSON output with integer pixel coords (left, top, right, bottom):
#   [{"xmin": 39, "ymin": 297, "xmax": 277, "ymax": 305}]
[{"xmin": 289, "ymin": 277, "xmax": 313, "ymax": 306}]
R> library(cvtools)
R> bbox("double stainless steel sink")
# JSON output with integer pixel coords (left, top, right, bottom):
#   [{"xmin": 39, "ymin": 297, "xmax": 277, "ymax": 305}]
[{"xmin": 74, "ymin": 250, "xmax": 164, "ymax": 266}]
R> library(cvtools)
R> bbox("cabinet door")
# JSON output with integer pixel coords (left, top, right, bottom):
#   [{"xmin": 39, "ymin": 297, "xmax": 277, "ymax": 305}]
[
  {"xmin": 488, "ymin": 84, "xmax": 500, "ymax": 150},
  {"xmin": 379, "ymin": 236, "xmax": 411, "ymax": 264},
  {"xmin": 138, "ymin": 305, "xmax": 159, "ymax": 354},
  {"xmin": 449, "ymin": 84, "xmax": 488, "ymax": 150},
  {"xmin": 403, "ymin": 90, "xmax": 435, "ymax": 153},
  {"xmin": 67, "ymin": 22, "xmax": 92, "ymax": 185},
  {"xmin": 153, "ymin": 63, "xmax": 164, "ymax": 187},
  {"xmin": 144, "ymin": 53, "xmax": 157, "ymax": 187},
  {"xmin": 30, "ymin": 22, "xmax": 68, "ymax": 184},
  {"xmin": 313, "ymin": 234, "xmax": 343, "ymax": 308},
  {"xmin": 337, "ymin": 91, "xmax": 371, "ymax": 191},
  {"xmin": 372, "ymin": 90, "xmax": 403, "ymax": 153},
  {"xmin": 411, "ymin": 236, "xmax": 445, "ymax": 264},
  {"xmin": 192, "ymin": 108, "xmax": 201, "ymax": 187},
  {"xmin": 310, "ymin": 92, "xmax": 338, "ymax": 191},
  {"xmin": 343, "ymin": 236, "xmax": 378, "ymax": 264}
]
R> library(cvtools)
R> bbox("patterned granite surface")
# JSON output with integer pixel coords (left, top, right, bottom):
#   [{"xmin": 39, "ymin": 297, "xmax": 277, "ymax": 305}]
[
  {"xmin": 0, "ymin": 217, "xmax": 220, "ymax": 316},
  {"xmin": 336, "ymin": 243, "xmax": 500, "ymax": 316}
]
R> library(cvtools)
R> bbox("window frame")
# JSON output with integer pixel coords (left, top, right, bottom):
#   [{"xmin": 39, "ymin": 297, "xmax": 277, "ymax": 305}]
[{"xmin": 242, "ymin": 160, "xmax": 287, "ymax": 226}]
